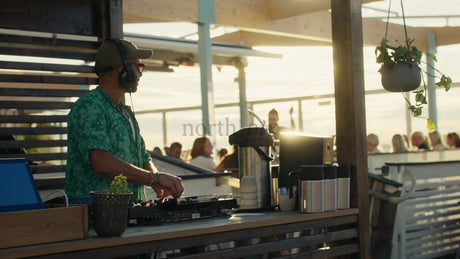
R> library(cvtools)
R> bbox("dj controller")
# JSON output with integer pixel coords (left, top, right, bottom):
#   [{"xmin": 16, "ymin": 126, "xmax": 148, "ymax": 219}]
[{"xmin": 128, "ymin": 195, "xmax": 238, "ymax": 226}]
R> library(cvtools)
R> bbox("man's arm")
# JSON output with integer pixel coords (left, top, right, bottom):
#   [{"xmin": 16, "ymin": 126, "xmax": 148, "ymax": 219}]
[{"xmin": 90, "ymin": 149, "xmax": 184, "ymax": 198}]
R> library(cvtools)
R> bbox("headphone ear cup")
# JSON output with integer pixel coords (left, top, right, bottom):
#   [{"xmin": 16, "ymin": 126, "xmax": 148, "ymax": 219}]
[{"xmin": 119, "ymin": 66, "xmax": 138, "ymax": 91}]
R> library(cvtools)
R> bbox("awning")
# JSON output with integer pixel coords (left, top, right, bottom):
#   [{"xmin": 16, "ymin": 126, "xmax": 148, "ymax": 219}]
[{"xmin": 125, "ymin": 33, "xmax": 282, "ymax": 71}]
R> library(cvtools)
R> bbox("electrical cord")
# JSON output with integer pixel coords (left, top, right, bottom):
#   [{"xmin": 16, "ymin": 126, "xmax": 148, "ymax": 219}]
[{"xmin": 43, "ymin": 190, "xmax": 69, "ymax": 207}]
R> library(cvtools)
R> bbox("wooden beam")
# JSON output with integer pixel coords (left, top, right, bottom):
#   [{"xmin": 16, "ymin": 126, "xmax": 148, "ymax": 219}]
[
  {"xmin": 122, "ymin": 0, "xmax": 460, "ymax": 52},
  {"xmin": 123, "ymin": 0, "xmax": 200, "ymax": 23},
  {"xmin": 362, "ymin": 18, "xmax": 430, "ymax": 51},
  {"xmin": 431, "ymin": 26, "xmax": 460, "ymax": 46},
  {"xmin": 331, "ymin": 0, "xmax": 370, "ymax": 258},
  {"xmin": 268, "ymin": 0, "xmax": 381, "ymax": 20}
]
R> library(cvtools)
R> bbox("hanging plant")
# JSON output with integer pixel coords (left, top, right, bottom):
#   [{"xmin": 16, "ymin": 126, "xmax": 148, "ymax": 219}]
[{"xmin": 374, "ymin": 0, "xmax": 452, "ymax": 130}]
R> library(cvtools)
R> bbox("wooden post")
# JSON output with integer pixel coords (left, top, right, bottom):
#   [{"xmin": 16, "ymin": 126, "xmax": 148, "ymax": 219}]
[
  {"xmin": 99, "ymin": 0, "xmax": 123, "ymax": 41},
  {"xmin": 330, "ymin": 0, "xmax": 370, "ymax": 258}
]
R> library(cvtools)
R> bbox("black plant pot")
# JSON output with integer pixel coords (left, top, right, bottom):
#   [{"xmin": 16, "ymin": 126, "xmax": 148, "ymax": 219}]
[
  {"xmin": 90, "ymin": 191, "xmax": 132, "ymax": 237},
  {"xmin": 379, "ymin": 62, "xmax": 421, "ymax": 92}
]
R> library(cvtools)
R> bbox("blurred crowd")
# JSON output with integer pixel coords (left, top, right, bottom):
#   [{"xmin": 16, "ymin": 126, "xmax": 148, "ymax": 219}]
[{"xmin": 367, "ymin": 130, "xmax": 460, "ymax": 154}]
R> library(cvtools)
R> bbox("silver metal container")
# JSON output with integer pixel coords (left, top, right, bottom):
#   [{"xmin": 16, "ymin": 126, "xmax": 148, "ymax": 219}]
[
  {"xmin": 238, "ymin": 146, "xmax": 272, "ymax": 209},
  {"xmin": 229, "ymin": 127, "xmax": 275, "ymax": 210},
  {"xmin": 337, "ymin": 164, "xmax": 351, "ymax": 209},
  {"xmin": 324, "ymin": 165, "xmax": 337, "ymax": 211},
  {"xmin": 298, "ymin": 165, "xmax": 325, "ymax": 214}
]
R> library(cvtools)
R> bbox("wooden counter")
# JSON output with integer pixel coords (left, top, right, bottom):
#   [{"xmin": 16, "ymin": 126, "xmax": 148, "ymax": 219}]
[{"xmin": 0, "ymin": 209, "xmax": 359, "ymax": 258}]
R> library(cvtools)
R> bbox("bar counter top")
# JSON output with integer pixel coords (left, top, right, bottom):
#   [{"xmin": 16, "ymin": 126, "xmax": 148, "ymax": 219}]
[{"xmin": 0, "ymin": 208, "xmax": 359, "ymax": 258}]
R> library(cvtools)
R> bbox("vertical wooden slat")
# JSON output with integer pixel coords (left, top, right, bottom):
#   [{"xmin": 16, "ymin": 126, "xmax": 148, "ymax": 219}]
[{"xmin": 331, "ymin": 0, "xmax": 370, "ymax": 258}]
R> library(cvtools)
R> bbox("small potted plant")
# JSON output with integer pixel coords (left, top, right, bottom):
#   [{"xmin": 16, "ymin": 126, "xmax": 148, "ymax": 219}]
[{"xmin": 90, "ymin": 174, "xmax": 133, "ymax": 237}]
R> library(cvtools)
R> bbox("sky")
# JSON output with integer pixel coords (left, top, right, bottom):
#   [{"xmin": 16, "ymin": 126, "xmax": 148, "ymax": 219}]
[{"xmin": 122, "ymin": 0, "xmax": 460, "ymax": 154}]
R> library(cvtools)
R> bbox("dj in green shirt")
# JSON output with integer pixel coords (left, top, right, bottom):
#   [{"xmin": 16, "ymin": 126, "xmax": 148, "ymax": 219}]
[{"xmin": 65, "ymin": 39, "xmax": 183, "ymax": 200}]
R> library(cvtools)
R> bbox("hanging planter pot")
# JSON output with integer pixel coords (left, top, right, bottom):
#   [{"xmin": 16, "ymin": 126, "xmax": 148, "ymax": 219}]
[
  {"xmin": 379, "ymin": 62, "xmax": 421, "ymax": 92},
  {"xmin": 373, "ymin": 0, "xmax": 452, "ymax": 130}
]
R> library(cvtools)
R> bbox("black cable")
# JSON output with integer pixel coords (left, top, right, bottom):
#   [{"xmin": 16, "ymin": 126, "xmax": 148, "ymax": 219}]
[{"xmin": 129, "ymin": 92, "xmax": 141, "ymax": 167}]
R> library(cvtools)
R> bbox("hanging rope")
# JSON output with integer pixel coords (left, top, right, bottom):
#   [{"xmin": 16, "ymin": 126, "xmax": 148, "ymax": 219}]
[
  {"xmin": 384, "ymin": 0, "xmax": 409, "ymax": 46},
  {"xmin": 384, "ymin": 0, "xmax": 392, "ymax": 41},
  {"xmin": 400, "ymin": 0, "xmax": 409, "ymax": 48}
]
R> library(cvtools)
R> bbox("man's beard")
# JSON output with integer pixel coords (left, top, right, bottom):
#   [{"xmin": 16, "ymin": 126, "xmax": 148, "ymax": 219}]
[{"xmin": 123, "ymin": 83, "xmax": 138, "ymax": 93}]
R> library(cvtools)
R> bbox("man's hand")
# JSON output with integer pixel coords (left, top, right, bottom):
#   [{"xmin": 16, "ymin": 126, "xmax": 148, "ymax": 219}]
[{"xmin": 154, "ymin": 172, "xmax": 184, "ymax": 199}]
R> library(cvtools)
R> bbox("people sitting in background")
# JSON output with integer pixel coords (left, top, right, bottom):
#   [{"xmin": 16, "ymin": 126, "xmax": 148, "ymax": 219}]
[
  {"xmin": 188, "ymin": 136, "xmax": 216, "ymax": 171},
  {"xmin": 168, "ymin": 142, "xmax": 183, "ymax": 160},
  {"xmin": 367, "ymin": 133, "xmax": 382, "ymax": 154},
  {"xmin": 391, "ymin": 134, "xmax": 409, "ymax": 153},
  {"xmin": 447, "ymin": 132, "xmax": 460, "ymax": 148},
  {"xmin": 428, "ymin": 130, "xmax": 448, "ymax": 151},
  {"xmin": 411, "ymin": 131, "xmax": 430, "ymax": 151},
  {"xmin": 215, "ymin": 145, "xmax": 239, "ymax": 177}
]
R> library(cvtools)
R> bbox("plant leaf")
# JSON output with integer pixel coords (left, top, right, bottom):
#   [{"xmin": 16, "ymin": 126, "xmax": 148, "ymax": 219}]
[
  {"xmin": 409, "ymin": 105, "xmax": 422, "ymax": 116},
  {"xmin": 427, "ymin": 118, "xmax": 435, "ymax": 130},
  {"xmin": 436, "ymin": 75, "xmax": 452, "ymax": 91}
]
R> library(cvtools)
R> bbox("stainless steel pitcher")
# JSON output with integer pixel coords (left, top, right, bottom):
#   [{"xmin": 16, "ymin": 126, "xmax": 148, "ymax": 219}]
[{"xmin": 229, "ymin": 127, "xmax": 275, "ymax": 210}]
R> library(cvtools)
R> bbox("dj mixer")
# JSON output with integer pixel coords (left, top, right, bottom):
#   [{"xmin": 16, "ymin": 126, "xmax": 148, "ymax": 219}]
[{"xmin": 128, "ymin": 195, "xmax": 238, "ymax": 226}]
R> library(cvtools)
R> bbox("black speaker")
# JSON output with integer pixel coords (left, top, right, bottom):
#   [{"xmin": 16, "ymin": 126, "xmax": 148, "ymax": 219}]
[{"xmin": 110, "ymin": 38, "xmax": 138, "ymax": 92}]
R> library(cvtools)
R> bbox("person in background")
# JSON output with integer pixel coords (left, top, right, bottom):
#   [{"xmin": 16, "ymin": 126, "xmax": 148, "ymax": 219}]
[
  {"xmin": 168, "ymin": 142, "xmax": 183, "ymax": 160},
  {"xmin": 391, "ymin": 134, "xmax": 409, "ymax": 153},
  {"xmin": 188, "ymin": 136, "xmax": 216, "ymax": 171},
  {"xmin": 215, "ymin": 145, "xmax": 239, "ymax": 177},
  {"xmin": 163, "ymin": 146, "xmax": 170, "ymax": 156},
  {"xmin": 447, "ymin": 132, "xmax": 460, "ymax": 148},
  {"xmin": 403, "ymin": 134, "xmax": 411, "ymax": 150},
  {"xmin": 218, "ymin": 147, "xmax": 228, "ymax": 162},
  {"xmin": 411, "ymin": 131, "xmax": 430, "ymax": 151},
  {"xmin": 367, "ymin": 133, "xmax": 382, "ymax": 153},
  {"xmin": 428, "ymin": 130, "xmax": 447, "ymax": 151},
  {"xmin": 152, "ymin": 146, "xmax": 163, "ymax": 155},
  {"xmin": 66, "ymin": 38, "xmax": 184, "ymax": 200},
  {"xmin": 268, "ymin": 108, "xmax": 289, "ymax": 139}
]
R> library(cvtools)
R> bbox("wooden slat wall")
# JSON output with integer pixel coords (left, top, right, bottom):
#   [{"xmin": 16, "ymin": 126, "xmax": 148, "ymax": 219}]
[
  {"xmin": 386, "ymin": 162, "xmax": 460, "ymax": 259},
  {"xmin": 402, "ymin": 177, "xmax": 460, "ymax": 258},
  {"xmin": 0, "ymin": 87, "xmax": 90, "ymax": 174},
  {"xmin": 0, "ymin": 0, "xmax": 124, "ymax": 189}
]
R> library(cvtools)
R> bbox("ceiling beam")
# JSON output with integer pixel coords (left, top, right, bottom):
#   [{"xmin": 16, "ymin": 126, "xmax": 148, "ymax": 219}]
[
  {"xmin": 268, "ymin": 0, "xmax": 381, "ymax": 20},
  {"xmin": 122, "ymin": 0, "xmax": 459, "ymax": 52},
  {"xmin": 431, "ymin": 26, "xmax": 460, "ymax": 46},
  {"xmin": 123, "ymin": 0, "xmax": 200, "ymax": 23}
]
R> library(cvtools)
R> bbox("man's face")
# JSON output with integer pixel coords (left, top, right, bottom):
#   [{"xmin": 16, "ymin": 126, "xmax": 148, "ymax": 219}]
[
  {"xmin": 411, "ymin": 135, "xmax": 421, "ymax": 147},
  {"xmin": 119, "ymin": 58, "xmax": 145, "ymax": 92},
  {"xmin": 268, "ymin": 113, "xmax": 278, "ymax": 127}
]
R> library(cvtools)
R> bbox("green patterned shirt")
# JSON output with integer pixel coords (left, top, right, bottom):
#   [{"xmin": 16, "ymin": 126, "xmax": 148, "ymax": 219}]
[{"xmin": 65, "ymin": 88, "xmax": 150, "ymax": 200}]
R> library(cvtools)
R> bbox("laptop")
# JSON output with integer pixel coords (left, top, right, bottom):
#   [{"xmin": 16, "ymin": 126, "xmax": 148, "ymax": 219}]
[{"xmin": 0, "ymin": 158, "xmax": 44, "ymax": 213}]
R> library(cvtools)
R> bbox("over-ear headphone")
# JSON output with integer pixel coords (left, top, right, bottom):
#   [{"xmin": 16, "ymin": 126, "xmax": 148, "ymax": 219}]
[{"xmin": 109, "ymin": 38, "xmax": 138, "ymax": 92}]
